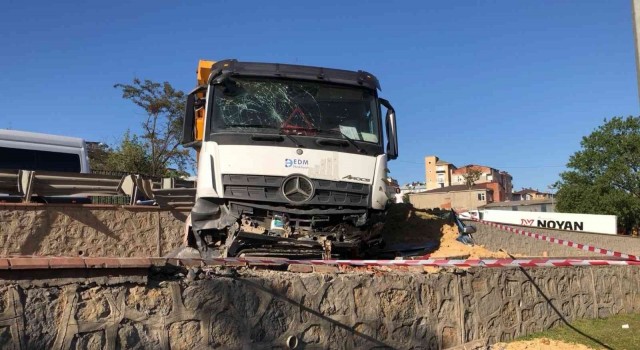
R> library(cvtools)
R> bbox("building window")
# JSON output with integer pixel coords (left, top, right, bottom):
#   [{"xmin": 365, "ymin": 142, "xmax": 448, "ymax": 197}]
[
  {"xmin": 437, "ymin": 174, "xmax": 444, "ymax": 183},
  {"xmin": 477, "ymin": 193, "xmax": 485, "ymax": 201}
]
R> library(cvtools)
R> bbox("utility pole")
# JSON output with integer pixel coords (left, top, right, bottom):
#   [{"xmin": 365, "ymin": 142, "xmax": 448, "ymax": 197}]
[{"xmin": 632, "ymin": 0, "xmax": 640, "ymax": 105}]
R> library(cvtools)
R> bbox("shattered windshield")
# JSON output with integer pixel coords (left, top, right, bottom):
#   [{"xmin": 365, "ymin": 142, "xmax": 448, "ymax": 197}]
[{"xmin": 210, "ymin": 78, "xmax": 380, "ymax": 143}]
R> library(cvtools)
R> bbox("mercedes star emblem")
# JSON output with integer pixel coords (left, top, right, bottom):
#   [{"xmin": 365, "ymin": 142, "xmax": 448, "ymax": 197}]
[{"xmin": 282, "ymin": 175, "xmax": 314, "ymax": 203}]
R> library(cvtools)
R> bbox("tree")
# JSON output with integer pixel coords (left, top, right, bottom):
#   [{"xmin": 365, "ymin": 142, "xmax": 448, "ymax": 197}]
[
  {"xmin": 461, "ymin": 166, "xmax": 483, "ymax": 189},
  {"xmin": 86, "ymin": 141, "xmax": 112, "ymax": 172},
  {"xmin": 555, "ymin": 116, "xmax": 640, "ymax": 230},
  {"xmin": 104, "ymin": 131, "xmax": 154, "ymax": 175},
  {"xmin": 114, "ymin": 79, "xmax": 191, "ymax": 177}
]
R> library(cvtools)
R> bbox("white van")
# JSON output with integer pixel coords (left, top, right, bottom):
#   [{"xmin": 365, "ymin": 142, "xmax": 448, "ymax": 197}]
[{"xmin": 0, "ymin": 129, "xmax": 90, "ymax": 173}]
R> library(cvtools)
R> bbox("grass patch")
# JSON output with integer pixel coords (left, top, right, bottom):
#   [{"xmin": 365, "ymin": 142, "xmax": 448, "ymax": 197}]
[{"xmin": 515, "ymin": 313, "xmax": 640, "ymax": 349}]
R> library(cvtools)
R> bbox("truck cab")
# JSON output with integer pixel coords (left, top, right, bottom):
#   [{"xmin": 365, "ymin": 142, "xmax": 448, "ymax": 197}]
[{"xmin": 182, "ymin": 59, "xmax": 398, "ymax": 258}]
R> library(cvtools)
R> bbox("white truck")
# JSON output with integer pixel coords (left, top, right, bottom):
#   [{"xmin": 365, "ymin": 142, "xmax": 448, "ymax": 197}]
[{"xmin": 182, "ymin": 59, "xmax": 398, "ymax": 258}]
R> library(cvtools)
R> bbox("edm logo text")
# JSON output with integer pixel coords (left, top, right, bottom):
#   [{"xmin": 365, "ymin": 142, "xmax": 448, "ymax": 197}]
[{"xmin": 285, "ymin": 159, "xmax": 309, "ymax": 168}]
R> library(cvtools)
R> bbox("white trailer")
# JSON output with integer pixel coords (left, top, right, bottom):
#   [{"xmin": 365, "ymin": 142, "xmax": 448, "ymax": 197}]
[{"xmin": 480, "ymin": 209, "xmax": 617, "ymax": 235}]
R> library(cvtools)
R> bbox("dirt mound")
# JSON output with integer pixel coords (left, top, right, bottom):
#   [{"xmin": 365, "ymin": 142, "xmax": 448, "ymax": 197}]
[
  {"xmin": 382, "ymin": 204, "xmax": 509, "ymax": 259},
  {"xmin": 381, "ymin": 204, "xmax": 445, "ymax": 245}
]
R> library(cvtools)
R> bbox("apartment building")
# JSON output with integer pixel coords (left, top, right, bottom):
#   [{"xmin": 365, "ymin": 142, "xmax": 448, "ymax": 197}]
[
  {"xmin": 425, "ymin": 156, "xmax": 512, "ymax": 199},
  {"xmin": 512, "ymin": 188, "xmax": 554, "ymax": 201},
  {"xmin": 425, "ymin": 156, "xmax": 456, "ymax": 190},
  {"xmin": 416, "ymin": 155, "xmax": 513, "ymax": 210},
  {"xmin": 450, "ymin": 165, "xmax": 513, "ymax": 202}
]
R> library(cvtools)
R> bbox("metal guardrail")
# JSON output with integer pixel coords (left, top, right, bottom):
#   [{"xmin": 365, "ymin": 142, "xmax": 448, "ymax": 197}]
[
  {"xmin": 0, "ymin": 169, "xmax": 20, "ymax": 195},
  {"xmin": 0, "ymin": 169, "xmax": 195, "ymax": 209},
  {"xmin": 152, "ymin": 188, "xmax": 197, "ymax": 209},
  {"xmin": 20, "ymin": 170, "xmax": 123, "ymax": 199}
]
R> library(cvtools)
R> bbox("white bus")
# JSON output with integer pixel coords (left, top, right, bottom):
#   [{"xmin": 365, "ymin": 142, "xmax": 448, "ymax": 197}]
[{"xmin": 0, "ymin": 129, "xmax": 90, "ymax": 173}]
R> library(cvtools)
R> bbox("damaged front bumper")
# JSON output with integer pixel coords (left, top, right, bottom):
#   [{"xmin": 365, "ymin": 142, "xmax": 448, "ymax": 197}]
[{"xmin": 188, "ymin": 198, "xmax": 384, "ymax": 259}]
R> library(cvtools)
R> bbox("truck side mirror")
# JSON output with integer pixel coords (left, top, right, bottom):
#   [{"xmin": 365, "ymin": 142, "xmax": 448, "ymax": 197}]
[
  {"xmin": 379, "ymin": 98, "xmax": 398, "ymax": 160},
  {"xmin": 182, "ymin": 85, "xmax": 207, "ymax": 146},
  {"xmin": 182, "ymin": 92, "xmax": 196, "ymax": 145}
]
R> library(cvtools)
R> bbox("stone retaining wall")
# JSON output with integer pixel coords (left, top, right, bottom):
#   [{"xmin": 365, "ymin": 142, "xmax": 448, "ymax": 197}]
[
  {"xmin": 6, "ymin": 204, "xmax": 638, "ymax": 260},
  {"xmin": 466, "ymin": 220, "xmax": 640, "ymax": 258},
  {"xmin": 0, "ymin": 265, "xmax": 639, "ymax": 349},
  {"xmin": 0, "ymin": 204, "xmax": 188, "ymax": 257}
]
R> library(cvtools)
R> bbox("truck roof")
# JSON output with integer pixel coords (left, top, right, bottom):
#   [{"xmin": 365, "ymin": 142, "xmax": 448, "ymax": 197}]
[
  {"xmin": 208, "ymin": 59, "xmax": 381, "ymax": 91},
  {"xmin": 0, "ymin": 129, "xmax": 86, "ymax": 148}
]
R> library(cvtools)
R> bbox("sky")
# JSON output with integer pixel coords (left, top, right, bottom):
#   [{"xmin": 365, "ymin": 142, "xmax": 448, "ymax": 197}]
[{"xmin": 1, "ymin": 0, "xmax": 638, "ymax": 191}]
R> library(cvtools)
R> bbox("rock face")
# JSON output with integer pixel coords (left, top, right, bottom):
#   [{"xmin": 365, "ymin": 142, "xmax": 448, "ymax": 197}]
[
  {"xmin": 0, "ymin": 265, "xmax": 639, "ymax": 349},
  {"xmin": 0, "ymin": 204, "xmax": 187, "ymax": 257}
]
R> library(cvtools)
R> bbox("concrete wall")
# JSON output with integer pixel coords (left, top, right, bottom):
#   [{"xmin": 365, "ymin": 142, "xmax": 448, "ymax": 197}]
[
  {"xmin": 480, "ymin": 201, "xmax": 556, "ymax": 213},
  {"xmin": 410, "ymin": 189, "xmax": 490, "ymax": 211},
  {"xmin": 467, "ymin": 221, "xmax": 640, "ymax": 257},
  {"xmin": 0, "ymin": 204, "xmax": 188, "ymax": 257},
  {"xmin": 0, "ymin": 265, "xmax": 638, "ymax": 349}
]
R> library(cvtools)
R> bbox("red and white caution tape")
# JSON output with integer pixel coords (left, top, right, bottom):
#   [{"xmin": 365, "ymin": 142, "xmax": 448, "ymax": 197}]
[
  {"xmin": 201, "ymin": 256, "xmax": 640, "ymax": 268},
  {"xmin": 476, "ymin": 220, "xmax": 640, "ymax": 261},
  {"xmin": 3, "ymin": 255, "xmax": 640, "ymax": 270}
]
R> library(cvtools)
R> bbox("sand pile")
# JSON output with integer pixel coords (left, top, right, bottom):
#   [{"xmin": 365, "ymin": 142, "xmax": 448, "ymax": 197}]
[
  {"xmin": 430, "ymin": 222, "xmax": 511, "ymax": 259},
  {"xmin": 382, "ymin": 204, "xmax": 510, "ymax": 259}
]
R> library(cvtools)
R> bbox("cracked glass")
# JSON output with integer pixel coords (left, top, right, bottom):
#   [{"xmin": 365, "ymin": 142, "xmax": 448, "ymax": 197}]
[{"xmin": 210, "ymin": 78, "xmax": 380, "ymax": 143}]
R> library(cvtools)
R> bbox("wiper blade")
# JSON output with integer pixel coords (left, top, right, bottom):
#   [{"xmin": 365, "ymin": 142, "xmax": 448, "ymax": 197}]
[
  {"xmin": 314, "ymin": 134, "xmax": 366, "ymax": 154},
  {"xmin": 341, "ymin": 134, "xmax": 366, "ymax": 154},
  {"xmin": 315, "ymin": 129, "xmax": 366, "ymax": 154},
  {"xmin": 280, "ymin": 132, "xmax": 303, "ymax": 147}
]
